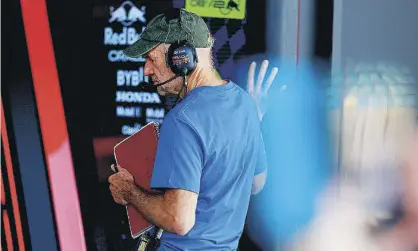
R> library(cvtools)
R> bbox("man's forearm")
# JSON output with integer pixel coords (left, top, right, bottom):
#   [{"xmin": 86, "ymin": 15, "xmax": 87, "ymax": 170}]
[{"xmin": 127, "ymin": 187, "xmax": 179, "ymax": 233}]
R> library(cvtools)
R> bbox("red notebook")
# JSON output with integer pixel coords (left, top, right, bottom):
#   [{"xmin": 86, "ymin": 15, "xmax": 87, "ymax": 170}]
[{"xmin": 114, "ymin": 122, "xmax": 160, "ymax": 238}]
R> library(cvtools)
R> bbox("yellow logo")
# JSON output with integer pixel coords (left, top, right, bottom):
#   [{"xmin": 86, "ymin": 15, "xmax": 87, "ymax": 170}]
[
  {"xmin": 215, "ymin": 69, "xmax": 222, "ymax": 79},
  {"xmin": 185, "ymin": 0, "xmax": 246, "ymax": 20}
]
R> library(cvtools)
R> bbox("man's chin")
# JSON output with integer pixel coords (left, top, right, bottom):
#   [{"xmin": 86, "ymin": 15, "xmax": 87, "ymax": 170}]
[{"xmin": 156, "ymin": 86, "xmax": 167, "ymax": 96}]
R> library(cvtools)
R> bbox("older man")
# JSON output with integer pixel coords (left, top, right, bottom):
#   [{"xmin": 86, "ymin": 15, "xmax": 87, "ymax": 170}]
[{"xmin": 108, "ymin": 8, "xmax": 267, "ymax": 251}]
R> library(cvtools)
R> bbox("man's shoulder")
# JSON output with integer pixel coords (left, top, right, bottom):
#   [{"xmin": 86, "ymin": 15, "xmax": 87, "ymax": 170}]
[
  {"xmin": 161, "ymin": 109, "xmax": 189, "ymax": 129},
  {"xmin": 163, "ymin": 82, "xmax": 256, "ymax": 126},
  {"xmin": 163, "ymin": 95, "xmax": 199, "ymax": 125},
  {"xmin": 160, "ymin": 97, "xmax": 201, "ymax": 135}
]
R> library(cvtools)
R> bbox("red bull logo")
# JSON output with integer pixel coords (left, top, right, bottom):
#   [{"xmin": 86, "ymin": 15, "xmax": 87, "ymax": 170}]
[
  {"xmin": 104, "ymin": 27, "xmax": 142, "ymax": 45},
  {"xmin": 109, "ymin": 1, "xmax": 146, "ymax": 26}
]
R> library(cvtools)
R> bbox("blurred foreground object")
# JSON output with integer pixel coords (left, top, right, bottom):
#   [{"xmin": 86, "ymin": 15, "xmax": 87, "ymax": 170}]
[
  {"xmin": 244, "ymin": 58, "xmax": 333, "ymax": 250},
  {"xmin": 330, "ymin": 62, "xmax": 417, "ymax": 173},
  {"xmin": 377, "ymin": 135, "xmax": 418, "ymax": 251},
  {"xmin": 295, "ymin": 62, "xmax": 418, "ymax": 251},
  {"xmin": 296, "ymin": 136, "xmax": 418, "ymax": 251}
]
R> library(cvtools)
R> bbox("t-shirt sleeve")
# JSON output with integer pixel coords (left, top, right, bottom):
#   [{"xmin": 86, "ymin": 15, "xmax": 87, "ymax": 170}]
[
  {"xmin": 150, "ymin": 115, "xmax": 203, "ymax": 194},
  {"xmin": 255, "ymin": 131, "xmax": 267, "ymax": 175}
]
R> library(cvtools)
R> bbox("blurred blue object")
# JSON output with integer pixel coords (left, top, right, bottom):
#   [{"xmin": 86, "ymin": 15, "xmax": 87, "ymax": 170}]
[{"xmin": 234, "ymin": 56, "xmax": 333, "ymax": 250}]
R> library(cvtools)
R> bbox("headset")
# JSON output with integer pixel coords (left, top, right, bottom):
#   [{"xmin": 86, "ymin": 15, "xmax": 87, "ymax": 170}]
[
  {"xmin": 164, "ymin": 8, "xmax": 198, "ymax": 77},
  {"xmin": 166, "ymin": 42, "xmax": 198, "ymax": 77}
]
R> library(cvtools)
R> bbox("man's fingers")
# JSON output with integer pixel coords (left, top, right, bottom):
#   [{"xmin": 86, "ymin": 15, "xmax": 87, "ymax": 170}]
[
  {"xmin": 247, "ymin": 62, "xmax": 256, "ymax": 93},
  {"xmin": 256, "ymin": 60, "xmax": 269, "ymax": 93},
  {"xmin": 108, "ymin": 174, "xmax": 115, "ymax": 184},
  {"xmin": 113, "ymin": 195, "xmax": 125, "ymax": 205},
  {"xmin": 111, "ymin": 193, "xmax": 125, "ymax": 205},
  {"xmin": 264, "ymin": 67, "xmax": 279, "ymax": 93},
  {"xmin": 108, "ymin": 172, "xmax": 123, "ymax": 184},
  {"xmin": 118, "ymin": 166, "xmax": 128, "ymax": 173},
  {"xmin": 111, "ymin": 164, "xmax": 126, "ymax": 173},
  {"xmin": 109, "ymin": 185, "xmax": 128, "ymax": 205}
]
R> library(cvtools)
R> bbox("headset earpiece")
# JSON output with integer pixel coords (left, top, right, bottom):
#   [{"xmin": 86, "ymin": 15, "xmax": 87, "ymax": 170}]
[
  {"xmin": 163, "ymin": 9, "xmax": 198, "ymax": 76},
  {"xmin": 166, "ymin": 42, "xmax": 198, "ymax": 76}
]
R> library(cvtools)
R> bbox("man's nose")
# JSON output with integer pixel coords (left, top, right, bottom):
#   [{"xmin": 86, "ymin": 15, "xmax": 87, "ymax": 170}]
[{"xmin": 144, "ymin": 61, "xmax": 153, "ymax": 76}]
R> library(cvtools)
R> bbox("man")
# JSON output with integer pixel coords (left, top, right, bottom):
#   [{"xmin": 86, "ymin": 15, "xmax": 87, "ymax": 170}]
[{"xmin": 108, "ymin": 8, "xmax": 267, "ymax": 251}]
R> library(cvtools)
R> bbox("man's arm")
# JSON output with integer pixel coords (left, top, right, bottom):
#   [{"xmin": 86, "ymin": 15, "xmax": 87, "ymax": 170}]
[
  {"xmin": 108, "ymin": 167, "xmax": 198, "ymax": 236},
  {"xmin": 251, "ymin": 169, "xmax": 267, "ymax": 195},
  {"xmin": 127, "ymin": 187, "xmax": 197, "ymax": 236},
  {"xmin": 109, "ymin": 115, "xmax": 203, "ymax": 235}
]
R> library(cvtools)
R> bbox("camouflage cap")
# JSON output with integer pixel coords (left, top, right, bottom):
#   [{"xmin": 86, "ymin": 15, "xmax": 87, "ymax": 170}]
[{"xmin": 123, "ymin": 8, "xmax": 212, "ymax": 58}]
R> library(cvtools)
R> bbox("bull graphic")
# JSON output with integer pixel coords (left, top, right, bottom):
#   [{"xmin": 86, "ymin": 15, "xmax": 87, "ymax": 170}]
[
  {"xmin": 109, "ymin": 2, "xmax": 146, "ymax": 24},
  {"xmin": 127, "ymin": 6, "xmax": 146, "ymax": 23},
  {"xmin": 109, "ymin": 6, "xmax": 127, "ymax": 23}
]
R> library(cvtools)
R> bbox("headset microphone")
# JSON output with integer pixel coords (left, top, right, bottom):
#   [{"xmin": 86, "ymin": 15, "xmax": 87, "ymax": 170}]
[{"xmin": 139, "ymin": 75, "xmax": 180, "ymax": 91}]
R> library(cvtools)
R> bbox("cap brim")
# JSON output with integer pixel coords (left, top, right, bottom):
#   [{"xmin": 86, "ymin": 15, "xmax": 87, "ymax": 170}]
[{"xmin": 123, "ymin": 39, "xmax": 160, "ymax": 58}]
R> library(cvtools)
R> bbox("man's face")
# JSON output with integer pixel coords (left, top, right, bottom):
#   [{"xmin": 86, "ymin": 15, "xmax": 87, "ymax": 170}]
[{"xmin": 143, "ymin": 44, "xmax": 183, "ymax": 96}]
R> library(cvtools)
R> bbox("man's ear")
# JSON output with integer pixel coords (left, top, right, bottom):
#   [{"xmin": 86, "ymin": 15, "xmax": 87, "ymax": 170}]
[{"xmin": 163, "ymin": 43, "xmax": 170, "ymax": 53}]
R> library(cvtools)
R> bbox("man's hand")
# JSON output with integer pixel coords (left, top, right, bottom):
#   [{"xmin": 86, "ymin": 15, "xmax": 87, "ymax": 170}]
[
  {"xmin": 108, "ymin": 165, "xmax": 136, "ymax": 206},
  {"xmin": 247, "ymin": 60, "xmax": 278, "ymax": 121}
]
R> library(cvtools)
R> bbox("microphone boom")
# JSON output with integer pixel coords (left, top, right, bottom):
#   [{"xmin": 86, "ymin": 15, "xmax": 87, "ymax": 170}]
[{"xmin": 140, "ymin": 75, "xmax": 180, "ymax": 90}]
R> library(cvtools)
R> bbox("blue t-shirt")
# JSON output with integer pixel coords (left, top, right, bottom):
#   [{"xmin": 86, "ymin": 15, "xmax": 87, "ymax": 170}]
[{"xmin": 150, "ymin": 81, "xmax": 267, "ymax": 251}]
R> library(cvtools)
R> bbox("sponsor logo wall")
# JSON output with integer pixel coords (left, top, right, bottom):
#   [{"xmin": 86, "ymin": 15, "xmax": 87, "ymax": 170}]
[
  {"xmin": 91, "ymin": 0, "xmax": 263, "ymax": 137},
  {"xmin": 93, "ymin": 0, "xmax": 171, "ymax": 137}
]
